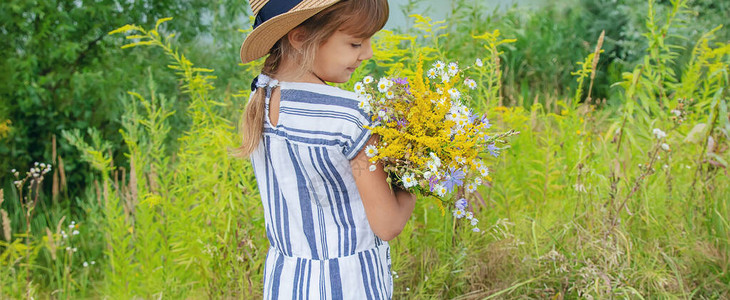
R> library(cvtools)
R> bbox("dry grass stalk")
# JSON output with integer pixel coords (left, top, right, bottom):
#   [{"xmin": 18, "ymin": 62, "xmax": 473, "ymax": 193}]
[
  {"xmin": 587, "ymin": 30, "xmax": 605, "ymax": 102},
  {"xmin": 94, "ymin": 180, "xmax": 102, "ymax": 207},
  {"xmin": 59, "ymin": 155, "xmax": 67, "ymax": 191},
  {"xmin": 46, "ymin": 227, "xmax": 57, "ymax": 260},
  {"xmin": 130, "ymin": 155, "xmax": 138, "ymax": 205},
  {"xmin": 1, "ymin": 209, "xmax": 10, "ymax": 242},
  {"xmin": 52, "ymin": 135, "xmax": 59, "ymax": 202}
]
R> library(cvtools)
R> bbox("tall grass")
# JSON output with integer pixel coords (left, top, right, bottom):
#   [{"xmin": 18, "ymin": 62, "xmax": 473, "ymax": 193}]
[{"xmin": 1, "ymin": 0, "xmax": 728, "ymax": 298}]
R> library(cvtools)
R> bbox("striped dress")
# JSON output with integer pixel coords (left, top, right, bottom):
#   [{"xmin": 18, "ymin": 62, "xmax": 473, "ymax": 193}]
[{"xmin": 250, "ymin": 81, "xmax": 393, "ymax": 299}]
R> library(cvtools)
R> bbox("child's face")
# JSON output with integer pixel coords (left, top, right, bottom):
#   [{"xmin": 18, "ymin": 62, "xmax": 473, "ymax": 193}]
[{"xmin": 312, "ymin": 30, "xmax": 373, "ymax": 83}]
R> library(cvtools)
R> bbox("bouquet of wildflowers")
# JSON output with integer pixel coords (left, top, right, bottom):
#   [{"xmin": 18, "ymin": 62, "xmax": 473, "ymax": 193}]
[{"xmin": 354, "ymin": 57, "xmax": 517, "ymax": 231}]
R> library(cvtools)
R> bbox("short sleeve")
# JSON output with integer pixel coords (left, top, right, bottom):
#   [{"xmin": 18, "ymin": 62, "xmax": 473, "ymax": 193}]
[{"xmin": 342, "ymin": 107, "xmax": 373, "ymax": 160}]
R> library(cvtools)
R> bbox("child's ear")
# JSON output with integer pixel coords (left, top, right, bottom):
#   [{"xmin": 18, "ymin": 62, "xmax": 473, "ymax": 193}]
[{"xmin": 287, "ymin": 27, "xmax": 307, "ymax": 51}]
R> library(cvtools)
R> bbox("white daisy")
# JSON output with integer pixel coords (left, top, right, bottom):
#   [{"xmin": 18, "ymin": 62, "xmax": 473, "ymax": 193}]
[
  {"xmin": 466, "ymin": 183, "xmax": 477, "ymax": 192},
  {"xmin": 402, "ymin": 173, "xmax": 417, "ymax": 188},
  {"xmin": 358, "ymin": 100, "xmax": 371, "ymax": 113},
  {"xmin": 365, "ymin": 145, "xmax": 378, "ymax": 157},
  {"xmin": 369, "ymin": 164, "xmax": 377, "ymax": 172},
  {"xmin": 464, "ymin": 78, "xmax": 477, "ymax": 90},
  {"xmin": 453, "ymin": 209, "xmax": 466, "ymax": 219},
  {"xmin": 378, "ymin": 78, "xmax": 391, "ymax": 92},
  {"xmin": 475, "ymin": 58, "xmax": 483, "ymax": 67},
  {"xmin": 363, "ymin": 76, "xmax": 374, "ymax": 84},
  {"xmin": 386, "ymin": 90, "xmax": 395, "ymax": 99},
  {"xmin": 427, "ymin": 68, "xmax": 438, "ymax": 79},
  {"xmin": 433, "ymin": 60, "xmax": 445, "ymax": 70},
  {"xmin": 447, "ymin": 62, "xmax": 459, "ymax": 75},
  {"xmin": 448, "ymin": 88, "xmax": 461, "ymax": 100},
  {"xmin": 479, "ymin": 166, "xmax": 489, "ymax": 177},
  {"xmin": 434, "ymin": 184, "xmax": 447, "ymax": 197},
  {"xmin": 354, "ymin": 82, "xmax": 364, "ymax": 93}
]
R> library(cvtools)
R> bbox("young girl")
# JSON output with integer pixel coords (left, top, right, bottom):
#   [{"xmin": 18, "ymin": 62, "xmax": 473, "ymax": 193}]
[{"xmin": 237, "ymin": 0, "xmax": 417, "ymax": 299}]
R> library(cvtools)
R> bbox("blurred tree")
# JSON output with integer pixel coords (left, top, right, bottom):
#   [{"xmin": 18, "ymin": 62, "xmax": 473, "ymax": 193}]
[{"xmin": 0, "ymin": 0, "xmax": 249, "ymax": 195}]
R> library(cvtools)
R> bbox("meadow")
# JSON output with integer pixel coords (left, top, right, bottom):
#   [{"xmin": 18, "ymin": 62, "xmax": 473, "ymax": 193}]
[{"xmin": 1, "ymin": 0, "xmax": 729, "ymax": 298}]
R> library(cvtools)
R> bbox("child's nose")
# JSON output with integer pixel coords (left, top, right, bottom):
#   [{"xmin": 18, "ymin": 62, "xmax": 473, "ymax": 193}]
[{"xmin": 360, "ymin": 40, "xmax": 373, "ymax": 61}]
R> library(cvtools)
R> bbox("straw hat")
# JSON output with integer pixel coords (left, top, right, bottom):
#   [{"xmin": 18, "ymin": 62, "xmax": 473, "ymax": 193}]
[{"xmin": 240, "ymin": 0, "xmax": 342, "ymax": 64}]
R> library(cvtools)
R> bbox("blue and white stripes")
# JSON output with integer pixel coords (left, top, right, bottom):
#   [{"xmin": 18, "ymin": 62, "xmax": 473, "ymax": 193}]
[{"xmin": 251, "ymin": 81, "xmax": 393, "ymax": 299}]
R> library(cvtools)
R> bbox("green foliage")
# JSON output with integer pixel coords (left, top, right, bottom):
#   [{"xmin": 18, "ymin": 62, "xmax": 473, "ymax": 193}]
[
  {"xmin": 3, "ymin": 0, "xmax": 730, "ymax": 298},
  {"xmin": 0, "ymin": 0, "xmax": 250, "ymax": 196}
]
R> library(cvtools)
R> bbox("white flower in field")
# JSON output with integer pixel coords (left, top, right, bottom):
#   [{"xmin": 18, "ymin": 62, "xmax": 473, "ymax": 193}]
[
  {"xmin": 472, "ymin": 227, "xmax": 481, "ymax": 233},
  {"xmin": 470, "ymin": 218, "xmax": 479, "ymax": 226},
  {"xmin": 478, "ymin": 166, "xmax": 489, "ymax": 177},
  {"xmin": 429, "ymin": 152, "xmax": 441, "ymax": 167},
  {"xmin": 670, "ymin": 109, "xmax": 681, "ymax": 117},
  {"xmin": 354, "ymin": 82, "xmax": 364, "ymax": 93},
  {"xmin": 402, "ymin": 173, "xmax": 417, "ymax": 188},
  {"xmin": 369, "ymin": 164, "xmax": 377, "ymax": 172},
  {"xmin": 474, "ymin": 177, "xmax": 483, "ymax": 185},
  {"xmin": 466, "ymin": 212, "xmax": 473, "ymax": 220},
  {"xmin": 83, "ymin": 262, "xmax": 89, "ymax": 267},
  {"xmin": 447, "ymin": 62, "xmax": 459, "ymax": 76},
  {"xmin": 72, "ymin": 230, "xmax": 80, "ymax": 235},
  {"xmin": 66, "ymin": 247, "xmax": 71, "ymax": 251},
  {"xmin": 455, "ymin": 156, "xmax": 466, "ymax": 165},
  {"xmin": 426, "ymin": 161, "xmax": 439, "ymax": 173},
  {"xmin": 72, "ymin": 247, "xmax": 78, "ymax": 252},
  {"xmin": 453, "ymin": 209, "xmax": 466, "ymax": 219},
  {"xmin": 436, "ymin": 88, "xmax": 443, "ymax": 95},
  {"xmin": 434, "ymin": 184, "xmax": 447, "ymax": 196},
  {"xmin": 661, "ymin": 143, "xmax": 670, "ymax": 151},
  {"xmin": 427, "ymin": 68, "xmax": 438, "ymax": 79},
  {"xmin": 652, "ymin": 128, "xmax": 667, "ymax": 139},
  {"xmin": 448, "ymin": 88, "xmax": 461, "ymax": 100},
  {"xmin": 365, "ymin": 145, "xmax": 378, "ymax": 158},
  {"xmin": 378, "ymin": 110, "xmax": 387, "ymax": 119},
  {"xmin": 363, "ymin": 76, "xmax": 374, "ymax": 84},
  {"xmin": 433, "ymin": 60, "xmax": 445, "ymax": 70},
  {"xmin": 358, "ymin": 100, "xmax": 371, "ymax": 113},
  {"xmin": 475, "ymin": 58, "xmax": 483, "ymax": 67},
  {"xmin": 466, "ymin": 182, "xmax": 477, "ymax": 192},
  {"xmin": 377, "ymin": 78, "xmax": 391, "ymax": 92},
  {"xmin": 464, "ymin": 78, "xmax": 477, "ymax": 90},
  {"xmin": 385, "ymin": 90, "xmax": 395, "ymax": 99},
  {"xmin": 441, "ymin": 73, "xmax": 450, "ymax": 84},
  {"xmin": 456, "ymin": 114, "xmax": 469, "ymax": 128},
  {"xmin": 91, "ymin": 261, "xmax": 95, "ymax": 265}
]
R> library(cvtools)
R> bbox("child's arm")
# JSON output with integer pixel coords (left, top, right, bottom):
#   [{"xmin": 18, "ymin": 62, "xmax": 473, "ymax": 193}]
[{"xmin": 351, "ymin": 136, "xmax": 417, "ymax": 241}]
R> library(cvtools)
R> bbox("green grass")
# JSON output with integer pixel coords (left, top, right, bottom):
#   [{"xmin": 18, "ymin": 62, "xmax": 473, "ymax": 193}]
[{"xmin": 1, "ymin": 0, "xmax": 729, "ymax": 298}]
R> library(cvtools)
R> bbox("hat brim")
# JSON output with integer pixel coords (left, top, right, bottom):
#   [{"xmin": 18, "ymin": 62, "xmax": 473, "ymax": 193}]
[{"xmin": 240, "ymin": 1, "xmax": 340, "ymax": 64}]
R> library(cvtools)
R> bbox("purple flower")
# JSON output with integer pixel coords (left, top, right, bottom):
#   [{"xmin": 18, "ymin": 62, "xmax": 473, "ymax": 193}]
[
  {"xmin": 393, "ymin": 77, "xmax": 409, "ymax": 85},
  {"xmin": 488, "ymin": 143, "xmax": 499, "ymax": 157},
  {"xmin": 443, "ymin": 167, "xmax": 465, "ymax": 192},
  {"xmin": 397, "ymin": 118, "xmax": 408, "ymax": 127},
  {"xmin": 481, "ymin": 114, "xmax": 492, "ymax": 128},
  {"xmin": 428, "ymin": 175, "xmax": 439, "ymax": 191},
  {"xmin": 455, "ymin": 198, "xmax": 467, "ymax": 210},
  {"xmin": 468, "ymin": 112, "xmax": 479, "ymax": 124}
]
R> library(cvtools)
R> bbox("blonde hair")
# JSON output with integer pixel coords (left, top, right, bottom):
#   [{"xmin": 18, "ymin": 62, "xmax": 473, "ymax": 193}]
[{"xmin": 235, "ymin": 0, "xmax": 389, "ymax": 158}]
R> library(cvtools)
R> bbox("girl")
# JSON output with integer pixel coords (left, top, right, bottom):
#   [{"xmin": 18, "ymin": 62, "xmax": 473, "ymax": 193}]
[{"xmin": 237, "ymin": 0, "xmax": 416, "ymax": 299}]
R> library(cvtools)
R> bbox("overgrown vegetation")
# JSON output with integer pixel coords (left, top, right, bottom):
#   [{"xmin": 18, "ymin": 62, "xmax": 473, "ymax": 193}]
[{"xmin": 1, "ymin": 0, "xmax": 728, "ymax": 298}]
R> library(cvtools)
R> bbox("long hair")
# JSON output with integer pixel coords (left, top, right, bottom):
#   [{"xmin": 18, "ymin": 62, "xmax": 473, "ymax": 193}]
[{"xmin": 234, "ymin": 0, "xmax": 389, "ymax": 158}]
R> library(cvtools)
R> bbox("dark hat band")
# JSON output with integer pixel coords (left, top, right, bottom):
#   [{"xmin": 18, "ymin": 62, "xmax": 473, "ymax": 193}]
[{"xmin": 254, "ymin": 0, "xmax": 304, "ymax": 29}]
